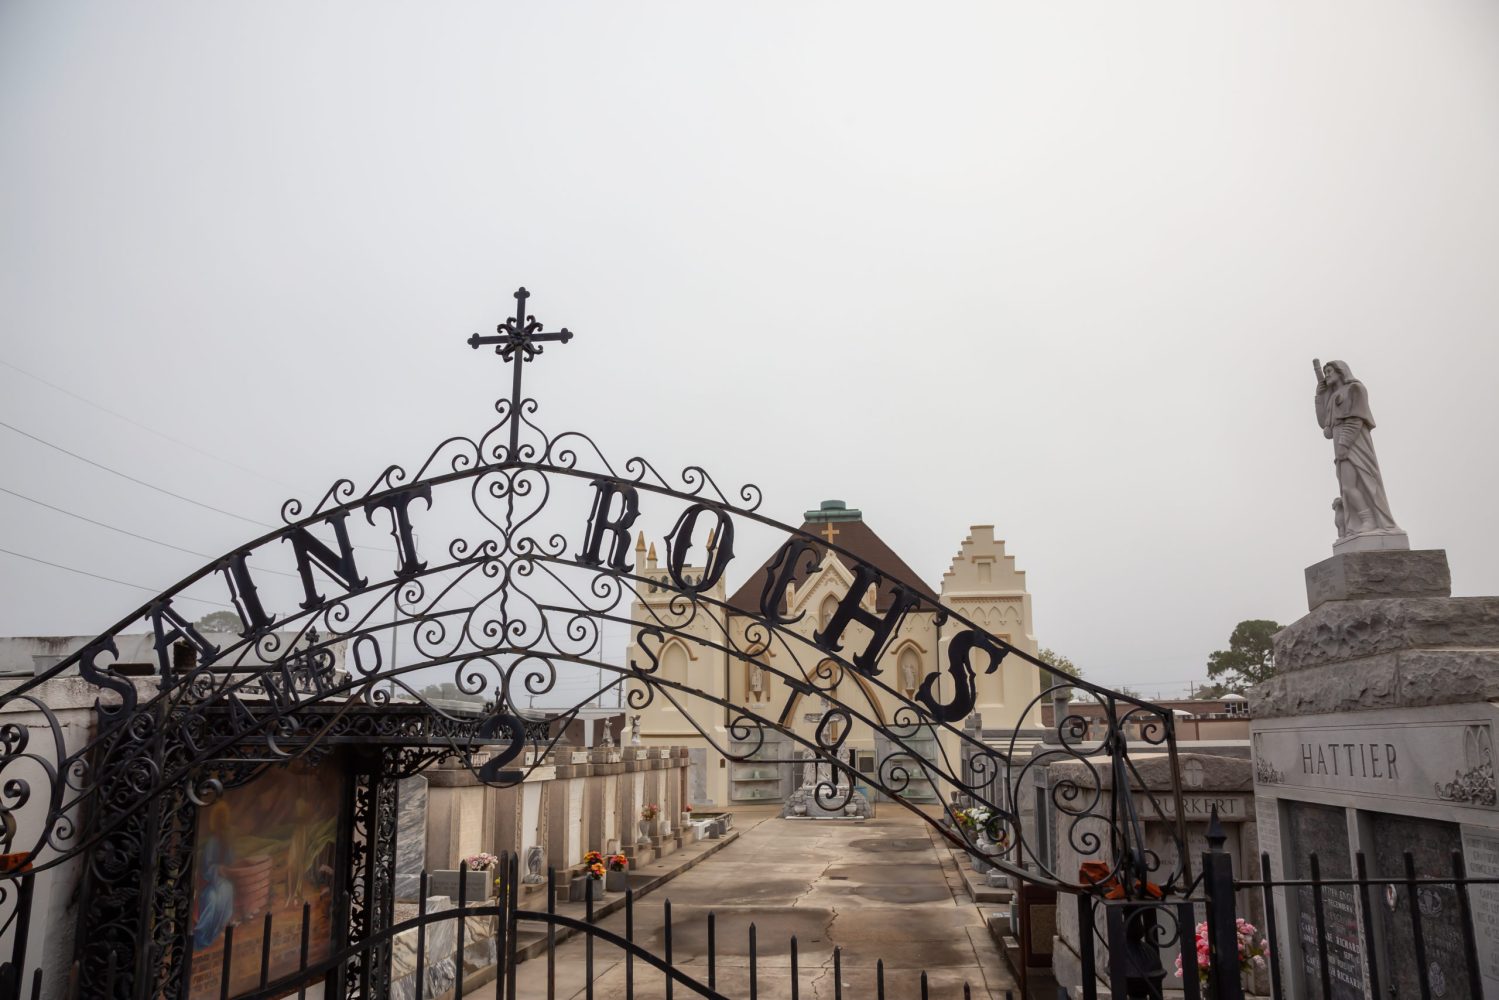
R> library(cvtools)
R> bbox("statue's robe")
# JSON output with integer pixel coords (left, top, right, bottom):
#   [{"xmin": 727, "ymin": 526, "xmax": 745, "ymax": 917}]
[{"xmin": 1316, "ymin": 380, "xmax": 1397, "ymax": 530}]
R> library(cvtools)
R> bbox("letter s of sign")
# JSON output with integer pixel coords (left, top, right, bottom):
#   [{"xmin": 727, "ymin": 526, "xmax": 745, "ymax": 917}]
[
  {"xmin": 476, "ymin": 712, "xmax": 529, "ymax": 783},
  {"xmin": 78, "ymin": 637, "xmax": 136, "ymax": 725},
  {"xmin": 916, "ymin": 629, "xmax": 1006, "ymax": 723}
]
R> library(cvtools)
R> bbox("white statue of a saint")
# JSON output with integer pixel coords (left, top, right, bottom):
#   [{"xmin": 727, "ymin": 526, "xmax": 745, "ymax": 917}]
[
  {"xmin": 899, "ymin": 653, "xmax": 919, "ymax": 697},
  {"xmin": 748, "ymin": 662, "xmax": 764, "ymax": 702},
  {"xmin": 1314, "ymin": 360, "xmax": 1403, "ymax": 543}
]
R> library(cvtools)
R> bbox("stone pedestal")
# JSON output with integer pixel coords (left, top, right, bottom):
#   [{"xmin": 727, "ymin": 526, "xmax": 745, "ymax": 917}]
[
  {"xmin": 1332, "ymin": 529, "xmax": 1410, "ymax": 555},
  {"xmin": 1259, "ymin": 549, "xmax": 1499, "ymax": 718},
  {"xmin": 1252, "ymin": 547, "xmax": 1499, "ymax": 1000},
  {"xmin": 1304, "ymin": 547, "xmax": 1449, "ymax": 610}
]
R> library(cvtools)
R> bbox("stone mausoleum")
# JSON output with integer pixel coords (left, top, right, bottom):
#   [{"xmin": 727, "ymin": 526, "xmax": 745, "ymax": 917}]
[{"xmin": 1250, "ymin": 359, "xmax": 1499, "ymax": 999}]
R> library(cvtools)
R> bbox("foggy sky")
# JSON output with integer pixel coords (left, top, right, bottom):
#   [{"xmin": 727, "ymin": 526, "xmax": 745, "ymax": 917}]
[{"xmin": 3, "ymin": 2, "xmax": 1498, "ymax": 697}]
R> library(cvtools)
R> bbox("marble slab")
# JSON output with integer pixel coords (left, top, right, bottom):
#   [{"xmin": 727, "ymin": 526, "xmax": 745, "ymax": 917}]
[{"xmin": 394, "ymin": 775, "xmax": 428, "ymax": 902}]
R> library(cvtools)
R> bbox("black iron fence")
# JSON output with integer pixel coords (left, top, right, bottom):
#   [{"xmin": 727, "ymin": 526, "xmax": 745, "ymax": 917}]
[
  {"xmin": 12, "ymin": 815, "xmax": 1495, "ymax": 998},
  {"xmin": 1074, "ymin": 811, "xmax": 1498, "ymax": 1000},
  {"xmin": 9, "ymin": 852, "xmax": 1013, "ymax": 1000}
]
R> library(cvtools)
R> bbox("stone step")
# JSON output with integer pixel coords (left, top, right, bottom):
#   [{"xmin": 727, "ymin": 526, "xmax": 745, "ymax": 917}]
[{"xmin": 949, "ymin": 848, "xmax": 1013, "ymax": 903}]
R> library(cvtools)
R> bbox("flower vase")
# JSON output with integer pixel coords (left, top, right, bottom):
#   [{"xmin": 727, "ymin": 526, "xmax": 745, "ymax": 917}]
[
  {"xmin": 681, "ymin": 811, "xmax": 692, "ymax": 826},
  {"xmin": 605, "ymin": 869, "xmax": 628, "ymax": 892},
  {"xmin": 586, "ymin": 878, "xmax": 604, "ymax": 901},
  {"xmin": 637, "ymin": 819, "xmax": 653, "ymax": 845},
  {"xmin": 972, "ymin": 837, "xmax": 996, "ymax": 874}
]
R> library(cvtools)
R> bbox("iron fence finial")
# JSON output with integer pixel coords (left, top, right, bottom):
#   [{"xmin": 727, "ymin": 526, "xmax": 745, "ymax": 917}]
[{"xmin": 1207, "ymin": 804, "xmax": 1226, "ymax": 851}]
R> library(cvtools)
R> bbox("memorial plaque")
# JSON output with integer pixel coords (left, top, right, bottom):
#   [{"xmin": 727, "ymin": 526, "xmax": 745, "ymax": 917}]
[
  {"xmin": 1369, "ymin": 813, "xmax": 1472, "ymax": 999},
  {"xmin": 689, "ymin": 747, "xmax": 709, "ymax": 805},
  {"xmin": 1461, "ymin": 825, "xmax": 1499, "ymax": 999},
  {"xmin": 1253, "ymin": 710, "xmax": 1499, "ymax": 810},
  {"xmin": 429, "ymin": 868, "xmax": 493, "ymax": 901},
  {"xmin": 1284, "ymin": 801, "xmax": 1364, "ymax": 1000},
  {"xmin": 1255, "ymin": 797, "xmax": 1294, "ymax": 990}
]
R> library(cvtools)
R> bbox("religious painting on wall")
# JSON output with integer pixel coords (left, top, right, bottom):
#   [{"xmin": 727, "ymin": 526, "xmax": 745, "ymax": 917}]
[{"xmin": 186, "ymin": 759, "xmax": 347, "ymax": 999}]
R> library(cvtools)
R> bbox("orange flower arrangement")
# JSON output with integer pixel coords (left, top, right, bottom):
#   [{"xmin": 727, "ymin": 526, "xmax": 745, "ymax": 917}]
[
  {"xmin": 607, "ymin": 853, "xmax": 628, "ymax": 872},
  {"xmin": 582, "ymin": 851, "xmax": 606, "ymax": 881}
]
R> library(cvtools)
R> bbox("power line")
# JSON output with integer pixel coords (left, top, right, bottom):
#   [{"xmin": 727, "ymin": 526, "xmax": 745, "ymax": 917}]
[
  {"xmin": 0, "ymin": 418, "xmax": 275, "ymax": 529},
  {"xmin": 0, "ymin": 358, "xmax": 295, "ymax": 489},
  {"xmin": 0, "ymin": 546, "xmax": 231, "ymax": 607},
  {"xmin": 0, "ymin": 484, "xmax": 300, "ymax": 577},
  {"xmin": 2, "ymin": 484, "xmax": 217, "ymax": 558}
]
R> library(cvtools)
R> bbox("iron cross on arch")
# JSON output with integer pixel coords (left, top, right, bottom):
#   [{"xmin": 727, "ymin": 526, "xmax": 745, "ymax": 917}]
[{"xmin": 468, "ymin": 286, "xmax": 575, "ymax": 455}]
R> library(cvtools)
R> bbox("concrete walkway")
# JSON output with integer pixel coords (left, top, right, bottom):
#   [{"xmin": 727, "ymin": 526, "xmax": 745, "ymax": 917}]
[{"xmin": 480, "ymin": 806, "xmax": 1016, "ymax": 1000}]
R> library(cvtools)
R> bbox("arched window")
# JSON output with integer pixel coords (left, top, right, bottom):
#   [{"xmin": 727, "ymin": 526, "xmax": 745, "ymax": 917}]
[
  {"xmin": 819, "ymin": 594, "xmax": 839, "ymax": 630},
  {"xmin": 660, "ymin": 642, "xmax": 689, "ymax": 684}
]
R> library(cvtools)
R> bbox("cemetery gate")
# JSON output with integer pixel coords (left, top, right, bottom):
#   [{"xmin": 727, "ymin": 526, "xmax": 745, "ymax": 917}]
[{"xmin": 0, "ymin": 287, "xmax": 1288, "ymax": 999}]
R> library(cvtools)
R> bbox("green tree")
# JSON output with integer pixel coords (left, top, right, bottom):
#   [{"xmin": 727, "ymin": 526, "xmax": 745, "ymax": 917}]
[
  {"xmin": 1038, "ymin": 647, "xmax": 1087, "ymax": 701},
  {"xmin": 1037, "ymin": 647, "xmax": 1081, "ymax": 681},
  {"xmin": 194, "ymin": 611, "xmax": 242, "ymax": 634},
  {"xmin": 1206, "ymin": 619, "xmax": 1282, "ymax": 692}
]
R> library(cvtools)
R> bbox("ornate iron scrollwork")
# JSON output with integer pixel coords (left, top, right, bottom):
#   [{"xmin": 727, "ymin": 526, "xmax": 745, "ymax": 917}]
[{"xmin": 0, "ymin": 288, "xmax": 1189, "ymax": 997}]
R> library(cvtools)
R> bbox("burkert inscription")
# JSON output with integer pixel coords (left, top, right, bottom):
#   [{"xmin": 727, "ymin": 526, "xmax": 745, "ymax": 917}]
[{"xmin": 1285, "ymin": 801, "xmax": 1363, "ymax": 1000}]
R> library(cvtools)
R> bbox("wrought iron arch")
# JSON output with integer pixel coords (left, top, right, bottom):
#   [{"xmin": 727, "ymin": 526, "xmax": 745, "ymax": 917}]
[{"xmin": 0, "ymin": 288, "xmax": 1191, "ymax": 997}]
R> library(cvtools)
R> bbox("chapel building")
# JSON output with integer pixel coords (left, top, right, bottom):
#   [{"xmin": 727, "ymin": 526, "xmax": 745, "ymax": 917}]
[{"xmin": 627, "ymin": 500, "xmax": 1042, "ymax": 808}]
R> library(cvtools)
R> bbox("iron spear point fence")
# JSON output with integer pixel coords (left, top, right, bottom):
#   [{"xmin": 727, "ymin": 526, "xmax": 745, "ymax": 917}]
[
  {"xmin": 4, "ymin": 814, "xmax": 1496, "ymax": 999},
  {"xmin": 23, "ymin": 852, "xmax": 1012, "ymax": 1000},
  {"xmin": 1071, "ymin": 806, "xmax": 1499, "ymax": 1000}
]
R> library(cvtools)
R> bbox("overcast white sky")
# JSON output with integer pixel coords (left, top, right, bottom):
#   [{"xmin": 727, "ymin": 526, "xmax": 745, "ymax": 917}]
[{"xmin": 2, "ymin": 3, "xmax": 1498, "ymax": 696}]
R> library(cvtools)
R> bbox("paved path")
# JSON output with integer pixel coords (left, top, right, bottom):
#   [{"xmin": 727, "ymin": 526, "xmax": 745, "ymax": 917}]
[{"xmin": 484, "ymin": 806, "xmax": 1017, "ymax": 1000}]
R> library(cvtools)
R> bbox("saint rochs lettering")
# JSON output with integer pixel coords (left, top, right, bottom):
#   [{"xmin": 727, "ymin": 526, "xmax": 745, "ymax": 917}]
[
  {"xmin": 757, "ymin": 537, "xmax": 823, "ymax": 625},
  {"xmin": 283, "ymin": 510, "xmax": 367, "ymax": 610},
  {"xmin": 219, "ymin": 549, "xmax": 277, "ymax": 637},
  {"xmin": 813, "ymin": 564, "xmax": 921, "ymax": 676},
  {"xmin": 77, "ymin": 637, "xmax": 133, "ymax": 722},
  {"xmin": 664, "ymin": 503, "xmax": 735, "ymax": 593},
  {"xmin": 365, "ymin": 485, "xmax": 432, "ymax": 578},
  {"xmin": 578, "ymin": 480, "xmax": 640, "ymax": 571},
  {"xmin": 145, "ymin": 599, "xmax": 218, "ymax": 688},
  {"xmin": 916, "ymin": 628, "xmax": 1006, "ymax": 722}
]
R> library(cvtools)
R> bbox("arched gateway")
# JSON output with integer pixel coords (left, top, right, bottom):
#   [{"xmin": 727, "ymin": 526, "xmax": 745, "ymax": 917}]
[{"xmin": 0, "ymin": 290, "xmax": 1192, "ymax": 999}]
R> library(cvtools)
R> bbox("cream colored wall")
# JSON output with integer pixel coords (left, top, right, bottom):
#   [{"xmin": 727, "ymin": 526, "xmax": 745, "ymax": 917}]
[
  {"xmin": 628, "ymin": 524, "xmax": 1042, "ymax": 806},
  {"xmin": 940, "ymin": 525, "xmax": 1043, "ymax": 725},
  {"xmin": 628, "ymin": 538, "xmax": 733, "ymax": 802}
]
